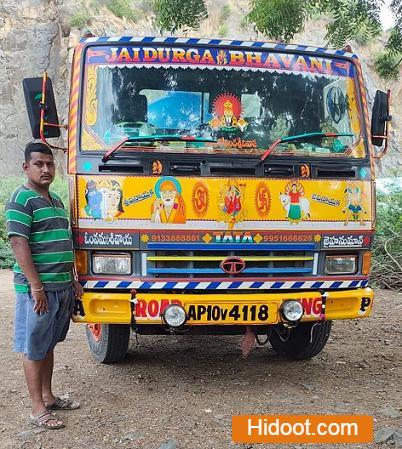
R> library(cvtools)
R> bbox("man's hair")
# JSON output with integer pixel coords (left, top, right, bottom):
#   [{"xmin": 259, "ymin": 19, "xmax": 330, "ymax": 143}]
[{"xmin": 24, "ymin": 142, "xmax": 53, "ymax": 162}]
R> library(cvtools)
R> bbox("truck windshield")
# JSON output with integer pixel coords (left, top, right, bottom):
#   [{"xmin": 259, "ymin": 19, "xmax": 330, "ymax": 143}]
[{"xmin": 81, "ymin": 46, "xmax": 366, "ymax": 159}]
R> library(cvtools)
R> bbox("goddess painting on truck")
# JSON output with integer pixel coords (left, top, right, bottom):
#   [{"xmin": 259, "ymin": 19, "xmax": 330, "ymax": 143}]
[{"xmin": 23, "ymin": 36, "xmax": 391, "ymax": 363}]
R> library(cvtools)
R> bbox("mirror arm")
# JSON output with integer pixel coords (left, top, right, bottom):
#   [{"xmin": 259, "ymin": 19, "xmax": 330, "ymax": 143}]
[
  {"xmin": 39, "ymin": 71, "xmax": 68, "ymax": 153},
  {"xmin": 43, "ymin": 122, "xmax": 69, "ymax": 131}
]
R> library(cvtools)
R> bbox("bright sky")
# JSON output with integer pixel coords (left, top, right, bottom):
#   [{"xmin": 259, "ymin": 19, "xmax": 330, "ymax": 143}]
[{"xmin": 380, "ymin": 0, "xmax": 395, "ymax": 30}]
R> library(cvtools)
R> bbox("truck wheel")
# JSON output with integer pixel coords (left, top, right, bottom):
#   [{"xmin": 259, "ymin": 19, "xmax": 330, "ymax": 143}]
[
  {"xmin": 86, "ymin": 323, "xmax": 130, "ymax": 364},
  {"xmin": 269, "ymin": 321, "xmax": 332, "ymax": 360}
]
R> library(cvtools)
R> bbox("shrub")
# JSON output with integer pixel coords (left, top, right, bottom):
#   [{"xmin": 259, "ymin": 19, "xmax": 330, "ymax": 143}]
[
  {"xmin": 69, "ymin": 11, "xmax": 92, "ymax": 28},
  {"xmin": 371, "ymin": 180, "xmax": 402, "ymax": 290},
  {"xmin": 219, "ymin": 4, "xmax": 230, "ymax": 23},
  {"xmin": 218, "ymin": 24, "xmax": 228, "ymax": 37},
  {"xmin": 106, "ymin": 0, "xmax": 136, "ymax": 21}
]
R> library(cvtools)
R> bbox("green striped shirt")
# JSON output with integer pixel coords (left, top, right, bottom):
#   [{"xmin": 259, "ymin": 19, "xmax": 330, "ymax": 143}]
[{"xmin": 6, "ymin": 186, "xmax": 74, "ymax": 292}]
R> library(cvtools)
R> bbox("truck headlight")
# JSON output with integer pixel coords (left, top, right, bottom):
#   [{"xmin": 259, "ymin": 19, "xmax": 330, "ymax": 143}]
[
  {"xmin": 280, "ymin": 300, "xmax": 304, "ymax": 322},
  {"xmin": 162, "ymin": 304, "xmax": 187, "ymax": 328},
  {"xmin": 92, "ymin": 253, "xmax": 132, "ymax": 275},
  {"xmin": 325, "ymin": 255, "xmax": 357, "ymax": 275}
]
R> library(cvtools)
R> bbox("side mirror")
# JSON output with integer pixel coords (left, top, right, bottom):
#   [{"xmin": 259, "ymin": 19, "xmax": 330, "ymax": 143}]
[
  {"xmin": 22, "ymin": 76, "xmax": 60, "ymax": 139},
  {"xmin": 371, "ymin": 89, "xmax": 391, "ymax": 157}
]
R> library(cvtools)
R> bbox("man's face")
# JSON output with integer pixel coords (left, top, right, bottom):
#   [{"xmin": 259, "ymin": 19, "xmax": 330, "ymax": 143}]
[{"xmin": 23, "ymin": 152, "xmax": 55, "ymax": 188}]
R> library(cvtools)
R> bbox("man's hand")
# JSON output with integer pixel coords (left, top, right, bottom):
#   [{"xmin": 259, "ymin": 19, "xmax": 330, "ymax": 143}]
[
  {"xmin": 32, "ymin": 289, "xmax": 48, "ymax": 314},
  {"xmin": 73, "ymin": 279, "xmax": 84, "ymax": 299},
  {"xmin": 10, "ymin": 237, "xmax": 45, "ymax": 313}
]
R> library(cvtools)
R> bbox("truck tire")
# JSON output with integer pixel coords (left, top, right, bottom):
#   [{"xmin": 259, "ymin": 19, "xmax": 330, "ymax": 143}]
[
  {"xmin": 86, "ymin": 323, "xmax": 130, "ymax": 364},
  {"xmin": 269, "ymin": 320, "xmax": 332, "ymax": 360}
]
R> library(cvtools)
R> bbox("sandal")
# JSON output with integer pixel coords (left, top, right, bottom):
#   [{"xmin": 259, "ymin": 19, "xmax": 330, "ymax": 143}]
[
  {"xmin": 46, "ymin": 397, "xmax": 80, "ymax": 411},
  {"xmin": 28, "ymin": 411, "xmax": 65, "ymax": 430}
]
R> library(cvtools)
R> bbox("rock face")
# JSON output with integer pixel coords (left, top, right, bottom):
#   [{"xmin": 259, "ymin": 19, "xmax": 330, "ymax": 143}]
[
  {"xmin": 0, "ymin": 0, "xmax": 400, "ymax": 176},
  {"xmin": 0, "ymin": 0, "xmax": 64, "ymax": 173}
]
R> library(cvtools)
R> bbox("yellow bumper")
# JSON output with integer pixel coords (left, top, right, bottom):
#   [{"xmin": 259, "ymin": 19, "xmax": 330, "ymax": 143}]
[{"xmin": 72, "ymin": 287, "xmax": 374, "ymax": 325}]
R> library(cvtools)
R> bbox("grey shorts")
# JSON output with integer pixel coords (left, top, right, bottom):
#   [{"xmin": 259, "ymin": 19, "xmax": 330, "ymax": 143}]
[{"xmin": 14, "ymin": 287, "xmax": 74, "ymax": 361}]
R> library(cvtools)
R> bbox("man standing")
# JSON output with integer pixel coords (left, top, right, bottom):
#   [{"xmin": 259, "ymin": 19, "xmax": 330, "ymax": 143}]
[{"xmin": 6, "ymin": 142, "xmax": 83, "ymax": 429}]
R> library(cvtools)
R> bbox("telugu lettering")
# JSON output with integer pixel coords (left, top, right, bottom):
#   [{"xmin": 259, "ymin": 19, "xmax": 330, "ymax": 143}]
[{"xmin": 84, "ymin": 232, "xmax": 134, "ymax": 246}]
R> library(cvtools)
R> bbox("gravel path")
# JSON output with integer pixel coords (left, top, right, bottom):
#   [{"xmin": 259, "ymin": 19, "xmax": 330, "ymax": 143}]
[{"xmin": 0, "ymin": 270, "xmax": 401, "ymax": 449}]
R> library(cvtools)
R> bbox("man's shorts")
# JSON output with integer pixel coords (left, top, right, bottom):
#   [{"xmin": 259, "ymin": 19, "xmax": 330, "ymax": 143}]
[{"xmin": 14, "ymin": 287, "xmax": 74, "ymax": 361}]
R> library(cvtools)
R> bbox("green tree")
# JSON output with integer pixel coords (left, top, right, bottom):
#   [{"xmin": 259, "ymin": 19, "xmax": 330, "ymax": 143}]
[
  {"xmin": 154, "ymin": 0, "xmax": 208, "ymax": 33},
  {"xmin": 374, "ymin": 0, "xmax": 402, "ymax": 80},
  {"xmin": 246, "ymin": 0, "xmax": 401, "ymax": 79},
  {"xmin": 246, "ymin": 0, "xmax": 309, "ymax": 42},
  {"xmin": 150, "ymin": 0, "xmax": 401, "ymax": 78}
]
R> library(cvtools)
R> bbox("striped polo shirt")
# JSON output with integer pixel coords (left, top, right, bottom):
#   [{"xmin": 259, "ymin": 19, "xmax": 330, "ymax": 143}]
[{"xmin": 6, "ymin": 186, "xmax": 74, "ymax": 292}]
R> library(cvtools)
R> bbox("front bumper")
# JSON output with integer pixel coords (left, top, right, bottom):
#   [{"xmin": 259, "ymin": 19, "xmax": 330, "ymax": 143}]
[{"xmin": 72, "ymin": 287, "xmax": 374, "ymax": 325}]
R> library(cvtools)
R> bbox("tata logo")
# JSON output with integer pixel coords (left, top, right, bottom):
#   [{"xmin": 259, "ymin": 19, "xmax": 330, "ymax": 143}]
[{"xmin": 220, "ymin": 257, "xmax": 246, "ymax": 275}]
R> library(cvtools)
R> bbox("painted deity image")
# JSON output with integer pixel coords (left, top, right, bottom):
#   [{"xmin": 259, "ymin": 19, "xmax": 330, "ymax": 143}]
[
  {"xmin": 280, "ymin": 181, "xmax": 311, "ymax": 223},
  {"xmin": 219, "ymin": 180, "xmax": 246, "ymax": 229},
  {"xmin": 343, "ymin": 182, "xmax": 365, "ymax": 225},
  {"xmin": 151, "ymin": 177, "xmax": 186, "ymax": 224},
  {"xmin": 216, "ymin": 50, "xmax": 228, "ymax": 65},
  {"xmin": 84, "ymin": 179, "xmax": 124, "ymax": 222}
]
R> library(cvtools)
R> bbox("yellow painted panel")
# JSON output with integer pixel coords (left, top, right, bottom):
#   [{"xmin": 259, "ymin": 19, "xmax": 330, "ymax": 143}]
[
  {"xmin": 72, "ymin": 288, "xmax": 374, "ymax": 325},
  {"xmin": 77, "ymin": 175, "xmax": 372, "ymax": 227},
  {"xmin": 72, "ymin": 292, "xmax": 131, "ymax": 324}
]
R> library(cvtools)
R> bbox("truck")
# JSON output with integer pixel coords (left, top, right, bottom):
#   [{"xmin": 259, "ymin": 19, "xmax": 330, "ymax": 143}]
[{"xmin": 23, "ymin": 36, "xmax": 391, "ymax": 363}]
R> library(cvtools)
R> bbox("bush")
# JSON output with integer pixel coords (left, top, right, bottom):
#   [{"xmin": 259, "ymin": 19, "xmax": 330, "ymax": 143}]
[
  {"xmin": 106, "ymin": 0, "xmax": 137, "ymax": 21},
  {"xmin": 0, "ymin": 176, "xmax": 69, "ymax": 269},
  {"xmin": 69, "ymin": 11, "xmax": 92, "ymax": 28},
  {"xmin": 218, "ymin": 24, "xmax": 228, "ymax": 37},
  {"xmin": 219, "ymin": 4, "xmax": 231, "ymax": 22},
  {"xmin": 371, "ymin": 180, "xmax": 402, "ymax": 290}
]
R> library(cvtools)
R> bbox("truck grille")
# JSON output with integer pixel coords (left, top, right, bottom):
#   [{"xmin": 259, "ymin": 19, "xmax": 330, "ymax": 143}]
[{"xmin": 145, "ymin": 250, "xmax": 316, "ymax": 278}]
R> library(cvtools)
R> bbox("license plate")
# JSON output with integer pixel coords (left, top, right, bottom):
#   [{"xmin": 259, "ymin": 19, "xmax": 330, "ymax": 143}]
[{"xmin": 185, "ymin": 303, "xmax": 278, "ymax": 324}]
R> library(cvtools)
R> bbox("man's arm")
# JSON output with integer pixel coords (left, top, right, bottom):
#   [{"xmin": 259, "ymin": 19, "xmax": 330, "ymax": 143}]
[{"xmin": 10, "ymin": 236, "xmax": 48, "ymax": 313}]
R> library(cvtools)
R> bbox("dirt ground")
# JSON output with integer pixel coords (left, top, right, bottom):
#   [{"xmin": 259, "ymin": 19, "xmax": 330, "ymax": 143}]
[{"xmin": 0, "ymin": 269, "xmax": 401, "ymax": 449}]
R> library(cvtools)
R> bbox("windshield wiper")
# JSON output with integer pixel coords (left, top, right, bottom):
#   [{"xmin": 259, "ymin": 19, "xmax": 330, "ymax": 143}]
[
  {"xmin": 260, "ymin": 131, "xmax": 354, "ymax": 161},
  {"xmin": 102, "ymin": 135, "xmax": 217, "ymax": 162}
]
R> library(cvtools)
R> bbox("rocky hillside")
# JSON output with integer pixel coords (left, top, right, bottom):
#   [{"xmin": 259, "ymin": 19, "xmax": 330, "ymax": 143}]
[{"xmin": 0, "ymin": 0, "xmax": 400, "ymax": 176}]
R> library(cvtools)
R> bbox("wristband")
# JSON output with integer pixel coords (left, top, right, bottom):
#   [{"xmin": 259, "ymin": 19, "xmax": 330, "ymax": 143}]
[{"xmin": 31, "ymin": 286, "xmax": 44, "ymax": 292}]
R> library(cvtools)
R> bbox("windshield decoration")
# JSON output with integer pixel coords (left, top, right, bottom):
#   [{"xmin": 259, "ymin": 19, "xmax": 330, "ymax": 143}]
[
  {"xmin": 85, "ymin": 65, "xmax": 98, "ymax": 126},
  {"xmin": 86, "ymin": 46, "xmax": 354, "ymax": 78},
  {"xmin": 84, "ymin": 179, "xmax": 124, "ymax": 222},
  {"xmin": 280, "ymin": 181, "xmax": 311, "ymax": 224},
  {"xmin": 326, "ymin": 86, "xmax": 347, "ymax": 124},
  {"xmin": 151, "ymin": 176, "xmax": 186, "ymax": 224},
  {"xmin": 209, "ymin": 93, "xmax": 248, "ymax": 132},
  {"xmin": 81, "ymin": 46, "xmax": 365, "ymax": 159}
]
